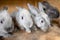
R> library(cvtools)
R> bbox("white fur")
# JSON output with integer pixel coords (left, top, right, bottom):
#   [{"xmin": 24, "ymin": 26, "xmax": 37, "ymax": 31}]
[
  {"xmin": 27, "ymin": 3, "xmax": 51, "ymax": 32},
  {"xmin": 0, "ymin": 10, "xmax": 14, "ymax": 37},
  {"xmin": 15, "ymin": 7, "xmax": 33, "ymax": 33}
]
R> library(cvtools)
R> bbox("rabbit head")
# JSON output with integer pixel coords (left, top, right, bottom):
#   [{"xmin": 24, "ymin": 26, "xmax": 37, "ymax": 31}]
[
  {"xmin": 0, "ymin": 7, "xmax": 14, "ymax": 38},
  {"xmin": 27, "ymin": 3, "xmax": 51, "ymax": 32},
  {"xmin": 15, "ymin": 7, "xmax": 33, "ymax": 33},
  {"xmin": 39, "ymin": 1, "xmax": 59, "ymax": 19}
]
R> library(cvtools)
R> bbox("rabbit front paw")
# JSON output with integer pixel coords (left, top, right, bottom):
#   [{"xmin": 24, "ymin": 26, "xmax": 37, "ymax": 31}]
[{"xmin": 26, "ymin": 29, "xmax": 31, "ymax": 33}]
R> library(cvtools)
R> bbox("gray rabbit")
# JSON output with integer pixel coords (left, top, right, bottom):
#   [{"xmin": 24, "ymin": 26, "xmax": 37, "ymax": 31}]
[
  {"xmin": 27, "ymin": 3, "xmax": 51, "ymax": 32},
  {"xmin": 11, "ymin": 7, "xmax": 33, "ymax": 33},
  {"xmin": 38, "ymin": 1, "xmax": 59, "ymax": 20},
  {"xmin": 0, "ymin": 6, "xmax": 14, "ymax": 38}
]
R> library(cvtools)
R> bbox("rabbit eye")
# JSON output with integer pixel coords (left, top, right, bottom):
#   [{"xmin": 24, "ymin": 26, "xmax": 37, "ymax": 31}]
[
  {"xmin": 0, "ymin": 21, "xmax": 3, "ymax": 24},
  {"xmin": 43, "ymin": 8, "xmax": 46, "ymax": 11},
  {"xmin": 41, "ymin": 20, "xmax": 43, "ymax": 23},
  {"xmin": 0, "ymin": 19, "xmax": 4, "ymax": 24},
  {"xmin": 21, "ymin": 16, "xmax": 23, "ymax": 19}
]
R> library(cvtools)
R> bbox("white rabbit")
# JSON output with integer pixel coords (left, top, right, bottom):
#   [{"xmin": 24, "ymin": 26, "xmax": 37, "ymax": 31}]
[
  {"xmin": 27, "ymin": 3, "xmax": 51, "ymax": 32},
  {"xmin": 0, "ymin": 7, "xmax": 14, "ymax": 38},
  {"xmin": 12, "ymin": 7, "xmax": 33, "ymax": 33}
]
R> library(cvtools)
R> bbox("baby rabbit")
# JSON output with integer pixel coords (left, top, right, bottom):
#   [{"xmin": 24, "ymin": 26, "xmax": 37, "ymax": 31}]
[
  {"xmin": 12, "ymin": 7, "xmax": 33, "ymax": 33},
  {"xmin": 0, "ymin": 6, "xmax": 14, "ymax": 38},
  {"xmin": 27, "ymin": 3, "xmax": 51, "ymax": 32},
  {"xmin": 39, "ymin": 1, "xmax": 59, "ymax": 20}
]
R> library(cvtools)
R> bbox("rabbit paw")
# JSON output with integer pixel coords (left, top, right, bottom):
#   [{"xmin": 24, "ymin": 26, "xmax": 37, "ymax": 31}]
[{"xmin": 26, "ymin": 29, "xmax": 31, "ymax": 33}]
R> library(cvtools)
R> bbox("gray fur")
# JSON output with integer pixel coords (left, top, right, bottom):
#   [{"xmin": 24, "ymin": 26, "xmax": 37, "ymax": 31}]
[
  {"xmin": 0, "ymin": 7, "xmax": 14, "ymax": 38},
  {"xmin": 27, "ymin": 3, "xmax": 51, "ymax": 32}
]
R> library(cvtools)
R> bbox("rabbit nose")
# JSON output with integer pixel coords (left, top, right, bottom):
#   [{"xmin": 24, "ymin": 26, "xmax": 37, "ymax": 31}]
[
  {"xmin": 5, "ymin": 27, "xmax": 13, "ymax": 32},
  {"xmin": 7, "ymin": 27, "xmax": 12, "ymax": 31},
  {"xmin": 7, "ymin": 32, "xmax": 13, "ymax": 35}
]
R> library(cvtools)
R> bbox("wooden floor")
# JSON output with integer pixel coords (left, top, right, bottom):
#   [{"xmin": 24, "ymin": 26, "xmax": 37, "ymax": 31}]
[
  {"xmin": 4, "ymin": 24, "xmax": 60, "ymax": 40},
  {"xmin": 0, "ymin": 0, "xmax": 60, "ymax": 40}
]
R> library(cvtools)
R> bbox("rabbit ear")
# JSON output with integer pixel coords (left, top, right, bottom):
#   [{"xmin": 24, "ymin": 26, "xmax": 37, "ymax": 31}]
[
  {"xmin": 2, "ymin": 6, "xmax": 8, "ymax": 13},
  {"xmin": 3, "ymin": 6, "xmax": 8, "ymax": 10},
  {"xmin": 27, "ymin": 3, "xmax": 38, "ymax": 16},
  {"xmin": 2, "ymin": 9, "xmax": 8, "ymax": 14},
  {"xmin": 38, "ymin": 2, "xmax": 45, "ymax": 12},
  {"xmin": 16, "ymin": 6, "xmax": 20, "ymax": 9},
  {"xmin": 16, "ymin": 6, "xmax": 23, "ymax": 11},
  {"xmin": 42, "ymin": 1, "xmax": 50, "ymax": 5}
]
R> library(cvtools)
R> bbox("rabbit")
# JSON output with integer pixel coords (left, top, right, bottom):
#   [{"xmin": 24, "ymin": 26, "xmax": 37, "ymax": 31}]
[
  {"xmin": 38, "ymin": 1, "xmax": 60, "ymax": 26},
  {"xmin": 38, "ymin": 1, "xmax": 59, "ymax": 20},
  {"xmin": 27, "ymin": 3, "xmax": 51, "ymax": 32},
  {"xmin": 0, "ymin": 6, "xmax": 14, "ymax": 38},
  {"xmin": 11, "ymin": 7, "xmax": 33, "ymax": 33}
]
